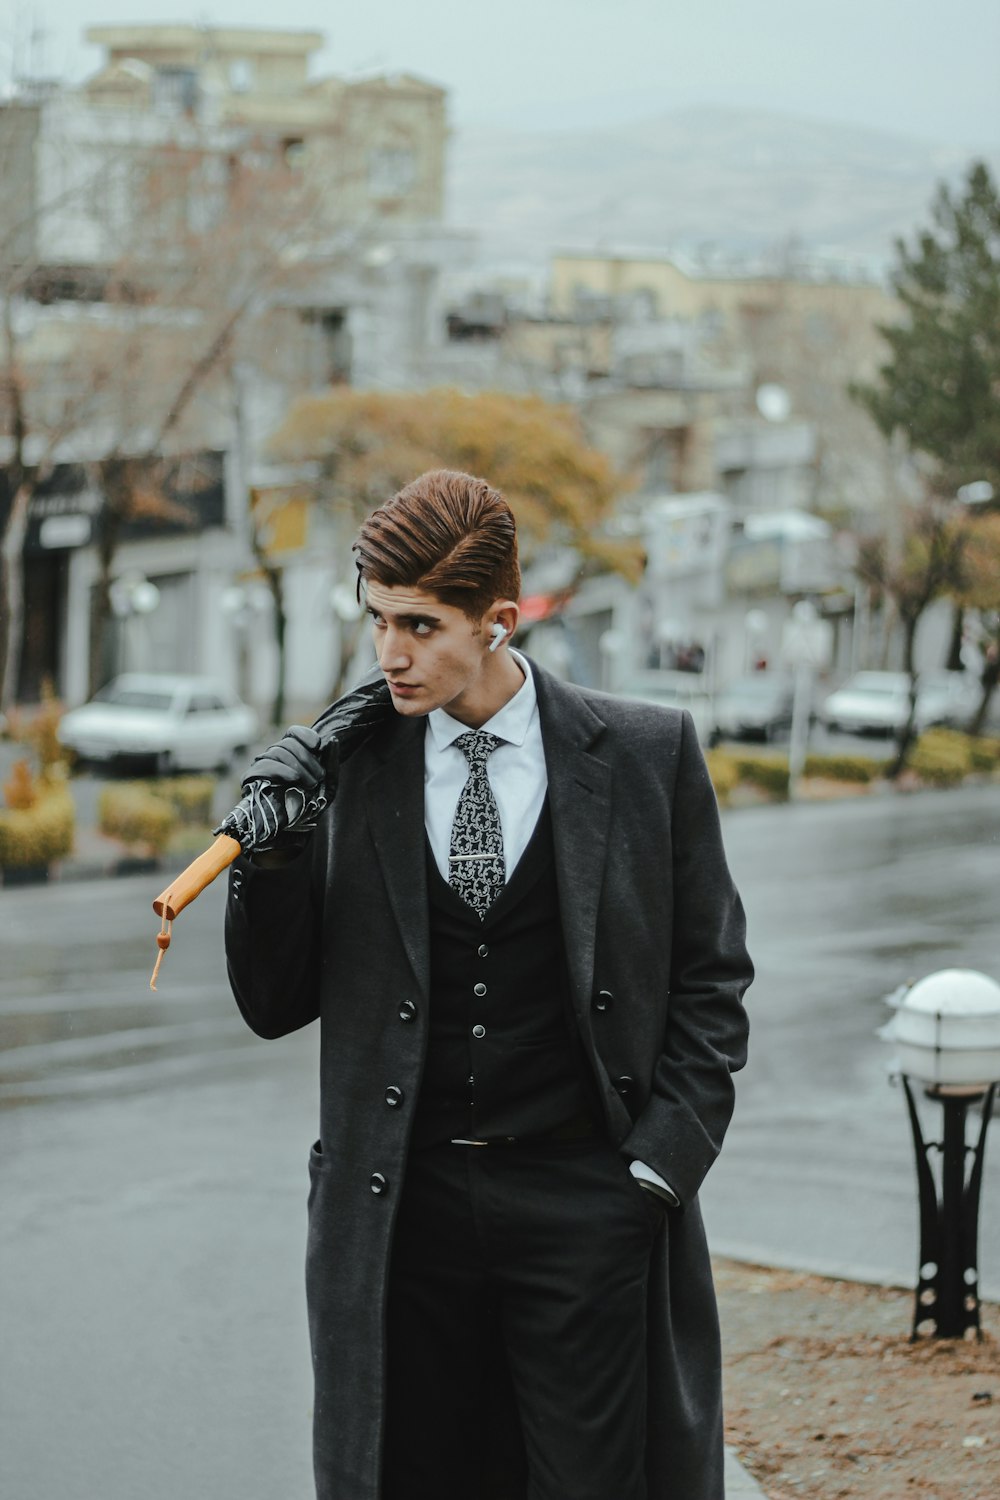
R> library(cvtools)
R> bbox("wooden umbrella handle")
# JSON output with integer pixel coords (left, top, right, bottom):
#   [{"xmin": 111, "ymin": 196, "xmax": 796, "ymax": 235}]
[{"xmin": 152, "ymin": 834, "xmax": 243, "ymax": 920}]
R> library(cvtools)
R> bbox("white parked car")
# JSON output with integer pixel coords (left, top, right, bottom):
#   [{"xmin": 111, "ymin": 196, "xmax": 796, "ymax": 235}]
[
  {"xmin": 620, "ymin": 671, "xmax": 716, "ymax": 744},
  {"xmin": 915, "ymin": 669, "xmax": 981, "ymax": 729},
  {"xmin": 58, "ymin": 673, "xmax": 260, "ymax": 773},
  {"xmin": 712, "ymin": 673, "xmax": 796, "ymax": 744},
  {"xmin": 820, "ymin": 670, "xmax": 979, "ymax": 736}
]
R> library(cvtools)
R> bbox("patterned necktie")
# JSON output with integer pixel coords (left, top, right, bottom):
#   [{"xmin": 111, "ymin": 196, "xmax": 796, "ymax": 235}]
[{"xmin": 448, "ymin": 731, "xmax": 505, "ymax": 919}]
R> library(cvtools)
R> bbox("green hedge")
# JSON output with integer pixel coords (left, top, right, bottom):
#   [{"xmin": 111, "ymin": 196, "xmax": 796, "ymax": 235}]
[
  {"xmin": 0, "ymin": 785, "xmax": 75, "ymax": 868},
  {"xmin": 143, "ymin": 774, "xmax": 216, "ymax": 826},
  {"xmin": 803, "ymin": 752, "xmax": 888, "ymax": 784},
  {"xmin": 705, "ymin": 749, "xmax": 739, "ymax": 806},
  {"xmin": 908, "ymin": 728, "xmax": 971, "ymax": 786},
  {"xmin": 969, "ymin": 735, "xmax": 1000, "ymax": 772},
  {"xmin": 734, "ymin": 754, "xmax": 791, "ymax": 798},
  {"xmin": 99, "ymin": 783, "xmax": 177, "ymax": 854},
  {"xmin": 707, "ymin": 732, "xmax": 994, "ymax": 803}
]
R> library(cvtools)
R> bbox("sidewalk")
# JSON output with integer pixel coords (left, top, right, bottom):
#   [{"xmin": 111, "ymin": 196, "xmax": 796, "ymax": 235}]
[
  {"xmin": 725, "ymin": 1447, "xmax": 768, "ymax": 1497},
  {"xmin": 716, "ymin": 1257, "xmax": 1000, "ymax": 1500}
]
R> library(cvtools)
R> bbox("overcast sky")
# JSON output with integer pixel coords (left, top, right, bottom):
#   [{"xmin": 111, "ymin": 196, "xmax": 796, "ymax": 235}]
[{"xmin": 5, "ymin": 0, "xmax": 999, "ymax": 145}]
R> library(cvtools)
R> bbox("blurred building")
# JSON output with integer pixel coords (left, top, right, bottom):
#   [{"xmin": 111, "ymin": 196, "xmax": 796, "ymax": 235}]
[
  {"xmin": 0, "ymin": 24, "xmax": 471, "ymax": 710},
  {"xmin": 6, "ymin": 25, "xmax": 446, "ymax": 275},
  {"xmin": 549, "ymin": 249, "xmax": 898, "ymax": 527}
]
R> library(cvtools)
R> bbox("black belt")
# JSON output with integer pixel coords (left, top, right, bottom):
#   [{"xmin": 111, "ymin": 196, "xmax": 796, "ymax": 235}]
[{"xmin": 450, "ymin": 1114, "xmax": 599, "ymax": 1147}]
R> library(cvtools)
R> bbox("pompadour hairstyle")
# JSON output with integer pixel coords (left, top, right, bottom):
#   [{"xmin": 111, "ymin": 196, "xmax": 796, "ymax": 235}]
[{"xmin": 353, "ymin": 469, "xmax": 520, "ymax": 619}]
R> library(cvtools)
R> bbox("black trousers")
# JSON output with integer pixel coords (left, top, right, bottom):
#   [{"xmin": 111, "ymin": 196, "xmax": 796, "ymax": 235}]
[{"xmin": 382, "ymin": 1138, "xmax": 666, "ymax": 1500}]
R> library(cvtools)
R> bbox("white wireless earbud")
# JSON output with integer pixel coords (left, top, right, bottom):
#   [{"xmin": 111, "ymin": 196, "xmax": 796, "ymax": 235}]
[{"xmin": 488, "ymin": 623, "xmax": 509, "ymax": 653}]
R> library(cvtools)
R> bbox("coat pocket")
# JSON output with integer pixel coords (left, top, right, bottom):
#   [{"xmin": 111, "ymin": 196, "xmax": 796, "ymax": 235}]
[{"xmin": 307, "ymin": 1138, "xmax": 325, "ymax": 1211}]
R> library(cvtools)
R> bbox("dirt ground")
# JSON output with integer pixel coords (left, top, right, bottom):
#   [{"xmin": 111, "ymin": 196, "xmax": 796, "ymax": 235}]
[{"xmin": 716, "ymin": 1259, "xmax": 999, "ymax": 1500}]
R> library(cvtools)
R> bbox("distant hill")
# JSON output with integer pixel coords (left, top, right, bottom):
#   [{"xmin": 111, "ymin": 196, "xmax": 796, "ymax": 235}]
[{"xmin": 446, "ymin": 107, "xmax": 1000, "ymax": 270}]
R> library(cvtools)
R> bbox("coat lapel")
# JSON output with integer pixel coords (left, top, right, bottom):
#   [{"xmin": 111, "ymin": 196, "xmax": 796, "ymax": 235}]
[
  {"xmin": 363, "ymin": 718, "xmax": 430, "ymax": 999},
  {"xmin": 532, "ymin": 664, "xmax": 611, "ymax": 1019},
  {"xmin": 360, "ymin": 665, "xmax": 610, "ymax": 1012}
]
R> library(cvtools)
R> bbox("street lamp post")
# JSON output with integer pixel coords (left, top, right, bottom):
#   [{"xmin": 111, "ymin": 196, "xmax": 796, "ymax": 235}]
[
  {"xmin": 110, "ymin": 573, "xmax": 161, "ymax": 673},
  {"xmin": 879, "ymin": 969, "xmax": 1000, "ymax": 1339},
  {"xmin": 780, "ymin": 600, "xmax": 831, "ymax": 797},
  {"xmin": 743, "ymin": 608, "xmax": 768, "ymax": 673}
]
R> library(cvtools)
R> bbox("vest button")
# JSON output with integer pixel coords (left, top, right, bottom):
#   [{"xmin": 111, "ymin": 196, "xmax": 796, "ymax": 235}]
[
  {"xmin": 472, "ymin": 1024, "xmax": 486, "ymax": 1039},
  {"xmin": 595, "ymin": 990, "xmax": 614, "ymax": 1012},
  {"xmin": 384, "ymin": 1086, "xmax": 403, "ymax": 1108},
  {"xmin": 473, "ymin": 982, "xmax": 487, "ymax": 997},
  {"xmin": 370, "ymin": 1172, "xmax": 388, "ymax": 1195},
  {"xmin": 616, "ymin": 1075, "xmax": 635, "ymax": 1098},
  {"xmin": 478, "ymin": 944, "xmax": 489, "ymax": 958},
  {"xmin": 398, "ymin": 1000, "xmax": 417, "ymax": 1023}
]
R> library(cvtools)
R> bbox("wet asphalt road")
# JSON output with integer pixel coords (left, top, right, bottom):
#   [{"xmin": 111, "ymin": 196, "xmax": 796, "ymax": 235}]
[
  {"xmin": 1, "ymin": 783, "xmax": 998, "ymax": 1499},
  {"xmin": 701, "ymin": 783, "xmax": 1000, "ymax": 1293}
]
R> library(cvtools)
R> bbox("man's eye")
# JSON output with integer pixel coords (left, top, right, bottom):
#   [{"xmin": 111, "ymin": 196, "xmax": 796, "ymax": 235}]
[
  {"xmin": 371, "ymin": 615, "xmax": 385, "ymax": 629},
  {"xmin": 414, "ymin": 622, "xmax": 432, "ymax": 636}
]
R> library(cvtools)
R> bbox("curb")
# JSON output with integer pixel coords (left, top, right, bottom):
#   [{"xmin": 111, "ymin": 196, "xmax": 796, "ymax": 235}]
[
  {"xmin": 725, "ymin": 1445, "xmax": 767, "ymax": 1497},
  {"xmin": 1, "ymin": 853, "xmax": 168, "ymax": 889}
]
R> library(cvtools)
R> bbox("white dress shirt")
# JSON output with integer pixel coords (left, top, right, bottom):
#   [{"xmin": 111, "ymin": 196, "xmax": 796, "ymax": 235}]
[
  {"xmin": 423, "ymin": 649, "xmax": 677, "ymax": 1207},
  {"xmin": 424, "ymin": 649, "xmax": 545, "ymax": 884}
]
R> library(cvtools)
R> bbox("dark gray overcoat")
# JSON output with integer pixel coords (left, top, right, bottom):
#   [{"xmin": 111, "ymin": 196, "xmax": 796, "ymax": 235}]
[{"xmin": 225, "ymin": 660, "xmax": 752, "ymax": 1500}]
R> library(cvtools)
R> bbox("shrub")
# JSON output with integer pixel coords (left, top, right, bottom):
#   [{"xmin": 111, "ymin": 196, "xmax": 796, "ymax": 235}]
[
  {"xmin": 705, "ymin": 749, "xmax": 738, "ymax": 806},
  {"xmin": 734, "ymin": 754, "xmax": 790, "ymax": 798},
  {"xmin": 968, "ymin": 735, "xmax": 1000, "ymax": 773},
  {"xmin": 98, "ymin": 783, "xmax": 177, "ymax": 855},
  {"xmin": 0, "ymin": 784, "xmax": 75, "ymax": 868},
  {"xmin": 8, "ymin": 682, "xmax": 71, "ymax": 773},
  {"xmin": 802, "ymin": 752, "xmax": 888, "ymax": 784},
  {"xmin": 146, "ymin": 774, "xmax": 216, "ymax": 826},
  {"xmin": 3, "ymin": 758, "xmax": 38, "ymax": 811},
  {"xmin": 909, "ymin": 728, "xmax": 972, "ymax": 787}
]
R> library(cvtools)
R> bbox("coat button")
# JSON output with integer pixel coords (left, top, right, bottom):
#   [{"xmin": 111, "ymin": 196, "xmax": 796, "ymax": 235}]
[
  {"xmin": 594, "ymin": 989, "xmax": 614, "ymax": 1012},
  {"xmin": 478, "ymin": 944, "xmax": 489, "ymax": 958},
  {"xmin": 384, "ymin": 1086, "xmax": 404, "ymax": 1108},
  {"xmin": 398, "ymin": 999, "xmax": 417, "ymax": 1023},
  {"xmin": 616, "ymin": 1074, "xmax": 635, "ymax": 1097},
  {"xmin": 472, "ymin": 1024, "xmax": 486, "ymax": 1038},
  {"xmin": 370, "ymin": 1172, "xmax": 388, "ymax": 1195},
  {"xmin": 473, "ymin": 982, "xmax": 487, "ymax": 997}
]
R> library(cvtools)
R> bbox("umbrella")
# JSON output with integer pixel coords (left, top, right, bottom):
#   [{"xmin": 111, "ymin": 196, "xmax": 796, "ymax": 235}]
[{"xmin": 150, "ymin": 668, "xmax": 393, "ymax": 987}]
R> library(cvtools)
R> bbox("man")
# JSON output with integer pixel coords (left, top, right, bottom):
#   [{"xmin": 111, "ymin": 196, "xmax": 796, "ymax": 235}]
[{"xmin": 225, "ymin": 469, "xmax": 752, "ymax": 1500}]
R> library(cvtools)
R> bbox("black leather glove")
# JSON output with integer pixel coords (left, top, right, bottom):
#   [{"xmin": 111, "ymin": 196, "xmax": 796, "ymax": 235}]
[
  {"xmin": 236, "ymin": 725, "xmax": 337, "ymax": 857},
  {"xmin": 241, "ymin": 724, "xmax": 326, "ymax": 795}
]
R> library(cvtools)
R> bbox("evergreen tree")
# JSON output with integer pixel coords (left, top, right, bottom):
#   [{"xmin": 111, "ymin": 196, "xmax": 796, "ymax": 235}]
[{"xmin": 852, "ymin": 160, "xmax": 1000, "ymax": 496}]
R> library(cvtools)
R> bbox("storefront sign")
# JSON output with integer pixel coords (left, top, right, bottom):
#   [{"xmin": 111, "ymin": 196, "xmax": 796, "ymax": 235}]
[{"xmin": 38, "ymin": 513, "xmax": 92, "ymax": 549}]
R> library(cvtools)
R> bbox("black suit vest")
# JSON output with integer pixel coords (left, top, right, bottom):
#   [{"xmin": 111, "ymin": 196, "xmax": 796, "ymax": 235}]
[{"xmin": 411, "ymin": 802, "xmax": 599, "ymax": 1148}]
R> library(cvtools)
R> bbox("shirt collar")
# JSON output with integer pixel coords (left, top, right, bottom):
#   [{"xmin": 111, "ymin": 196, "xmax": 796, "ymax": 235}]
[{"xmin": 427, "ymin": 649, "xmax": 537, "ymax": 751}]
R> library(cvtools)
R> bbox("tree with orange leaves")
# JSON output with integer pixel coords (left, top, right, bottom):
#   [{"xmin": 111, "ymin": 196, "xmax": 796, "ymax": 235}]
[
  {"xmin": 266, "ymin": 385, "xmax": 643, "ymax": 697},
  {"xmin": 269, "ymin": 386, "xmax": 640, "ymax": 575}
]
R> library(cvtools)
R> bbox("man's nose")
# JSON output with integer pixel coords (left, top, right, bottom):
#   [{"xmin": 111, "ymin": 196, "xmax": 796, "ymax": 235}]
[{"xmin": 379, "ymin": 627, "xmax": 411, "ymax": 670}]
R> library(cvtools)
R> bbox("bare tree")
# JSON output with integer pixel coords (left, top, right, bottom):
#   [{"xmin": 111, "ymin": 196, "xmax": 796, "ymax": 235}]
[
  {"xmin": 954, "ymin": 512, "xmax": 1000, "ymax": 734},
  {"xmin": 855, "ymin": 499, "xmax": 969, "ymax": 777},
  {"xmin": 0, "ymin": 117, "xmax": 323, "ymax": 709}
]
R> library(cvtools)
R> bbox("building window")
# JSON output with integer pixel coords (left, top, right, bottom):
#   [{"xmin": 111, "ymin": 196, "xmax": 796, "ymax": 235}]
[
  {"xmin": 301, "ymin": 309, "xmax": 352, "ymax": 385},
  {"xmin": 229, "ymin": 58, "xmax": 254, "ymax": 94},
  {"xmin": 643, "ymin": 430, "xmax": 677, "ymax": 494},
  {"xmin": 153, "ymin": 67, "xmax": 199, "ymax": 113},
  {"xmin": 283, "ymin": 138, "xmax": 306, "ymax": 169},
  {"xmin": 367, "ymin": 147, "xmax": 416, "ymax": 199}
]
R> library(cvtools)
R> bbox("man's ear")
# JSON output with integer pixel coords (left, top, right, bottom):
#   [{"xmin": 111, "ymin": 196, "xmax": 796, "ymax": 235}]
[{"xmin": 486, "ymin": 601, "xmax": 519, "ymax": 651}]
